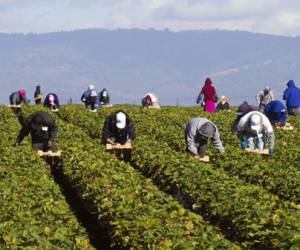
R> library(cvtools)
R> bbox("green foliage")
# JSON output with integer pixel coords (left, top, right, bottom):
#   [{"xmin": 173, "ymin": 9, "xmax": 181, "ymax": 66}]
[
  {"xmin": 21, "ymin": 105, "xmax": 238, "ymax": 249},
  {"xmin": 58, "ymin": 104, "xmax": 300, "ymax": 249},
  {"xmin": 0, "ymin": 106, "xmax": 93, "ymax": 249}
]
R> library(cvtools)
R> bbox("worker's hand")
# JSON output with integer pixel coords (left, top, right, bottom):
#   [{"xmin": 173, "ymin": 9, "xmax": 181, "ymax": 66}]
[
  {"xmin": 47, "ymin": 140, "xmax": 53, "ymax": 148},
  {"xmin": 107, "ymin": 139, "xmax": 116, "ymax": 145},
  {"xmin": 13, "ymin": 142, "xmax": 19, "ymax": 147},
  {"xmin": 268, "ymin": 148, "xmax": 273, "ymax": 155}
]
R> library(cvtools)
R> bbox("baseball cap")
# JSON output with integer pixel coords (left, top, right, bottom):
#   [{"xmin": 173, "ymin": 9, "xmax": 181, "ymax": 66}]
[
  {"xmin": 116, "ymin": 112, "xmax": 126, "ymax": 129},
  {"xmin": 250, "ymin": 114, "xmax": 261, "ymax": 132}
]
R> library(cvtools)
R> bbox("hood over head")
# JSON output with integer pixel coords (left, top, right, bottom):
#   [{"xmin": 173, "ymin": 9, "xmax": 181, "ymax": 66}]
[
  {"xmin": 287, "ymin": 80, "xmax": 296, "ymax": 88},
  {"xmin": 199, "ymin": 122, "xmax": 216, "ymax": 139}
]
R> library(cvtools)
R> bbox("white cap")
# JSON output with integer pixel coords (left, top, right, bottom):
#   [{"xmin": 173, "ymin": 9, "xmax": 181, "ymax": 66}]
[
  {"xmin": 250, "ymin": 114, "xmax": 261, "ymax": 132},
  {"xmin": 90, "ymin": 90, "xmax": 97, "ymax": 97},
  {"xmin": 89, "ymin": 85, "xmax": 94, "ymax": 90},
  {"xmin": 48, "ymin": 95, "xmax": 54, "ymax": 102},
  {"xmin": 116, "ymin": 112, "xmax": 126, "ymax": 129},
  {"xmin": 102, "ymin": 91, "xmax": 107, "ymax": 97}
]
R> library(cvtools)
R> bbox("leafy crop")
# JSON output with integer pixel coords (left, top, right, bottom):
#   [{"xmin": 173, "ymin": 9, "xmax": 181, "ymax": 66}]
[{"xmin": 0, "ymin": 106, "xmax": 93, "ymax": 249}]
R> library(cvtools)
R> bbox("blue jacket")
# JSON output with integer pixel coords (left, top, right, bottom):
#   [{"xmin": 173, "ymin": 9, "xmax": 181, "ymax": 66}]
[
  {"xmin": 264, "ymin": 100, "xmax": 287, "ymax": 125},
  {"xmin": 283, "ymin": 80, "xmax": 300, "ymax": 109}
]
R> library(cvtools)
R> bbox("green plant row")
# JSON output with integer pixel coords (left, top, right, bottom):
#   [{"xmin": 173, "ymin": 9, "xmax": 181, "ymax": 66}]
[
  {"xmin": 59, "ymin": 104, "xmax": 300, "ymax": 249},
  {"xmin": 21, "ymin": 105, "xmax": 238, "ymax": 249},
  {"xmin": 0, "ymin": 106, "xmax": 93, "ymax": 249},
  {"xmin": 127, "ymin": 106, "xmax": 300, "ymax": 204}
]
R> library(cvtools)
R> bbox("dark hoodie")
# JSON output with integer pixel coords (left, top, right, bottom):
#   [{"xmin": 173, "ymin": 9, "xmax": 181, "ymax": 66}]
[
  {"xmin": 264, "ymin": 100, "xmax": 287, "ymax": 126},
  {"xmin": 102, "ymin": 110, "xmax": 135, "ymax": 144},
  {"xmin": 16, "ymin": 111, "xmax": 57, "ymax": 144},
  {"xmin": 283, "ymin": 80, "xmax": 300, "ymax": 109}
]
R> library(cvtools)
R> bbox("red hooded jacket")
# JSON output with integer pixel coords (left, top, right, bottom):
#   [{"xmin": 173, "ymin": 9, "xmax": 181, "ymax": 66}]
[{"xmin": 201, "ymin": 78, "xmax": 216, "ymax": 102}]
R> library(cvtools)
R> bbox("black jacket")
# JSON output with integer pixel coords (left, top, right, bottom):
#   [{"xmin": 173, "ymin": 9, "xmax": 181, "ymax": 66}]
[
  {"xmin": 102, "ymin": 111, "xmax": 135, "ymax": 144},
  {"xmin": 17, "ymin": 111, "xmax": 57, "ymax": 144}
]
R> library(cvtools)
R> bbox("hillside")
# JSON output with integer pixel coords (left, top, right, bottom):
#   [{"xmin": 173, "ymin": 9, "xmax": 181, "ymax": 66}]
[{"xmin": 1, "ymin": 29, "xmax": 300, "ymax": 105}]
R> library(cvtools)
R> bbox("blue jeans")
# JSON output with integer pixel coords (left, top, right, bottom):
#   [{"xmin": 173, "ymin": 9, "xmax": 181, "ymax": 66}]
[{"xmin": 247, "ymin": 137, "xmax": 264, "ymax": 150}]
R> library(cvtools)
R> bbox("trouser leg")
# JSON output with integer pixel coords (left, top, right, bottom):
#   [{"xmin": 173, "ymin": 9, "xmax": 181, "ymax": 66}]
[
  {"xmin": 258, "ymin": 137, "xmax": 264, "ymax": 150},
  {"xmin": 198, "ymin": 140, "xmax": 207, "ymax": 157},
  {"xmin": 247, "ymin": 137, "xmax": 255, "ymax": 150},
  {"xmin": 123, "ymin": 149, "xmax": 132, "ymax": 162}
]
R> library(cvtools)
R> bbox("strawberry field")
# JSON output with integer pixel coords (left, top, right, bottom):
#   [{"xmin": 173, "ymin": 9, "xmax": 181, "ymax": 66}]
[{"xmin": 1, "ymin": 104, "xmax": 300, "ymax": 249}]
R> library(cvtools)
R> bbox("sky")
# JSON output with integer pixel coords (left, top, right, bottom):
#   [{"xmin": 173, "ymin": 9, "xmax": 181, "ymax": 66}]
[{"xmin": 1, "ymin": 0, "xmax": 300, "ymax": 36}]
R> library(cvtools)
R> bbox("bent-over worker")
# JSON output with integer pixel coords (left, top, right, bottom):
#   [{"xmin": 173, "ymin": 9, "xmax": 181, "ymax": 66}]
[
  {"xmin": 14, "ymin": 111, "xmax": 57, "ymax": 152},
  {"xmin": 184, "ymin": 117, "xmax": 224, "ymax": 158},
  {"xmin": 264, "ymin": 100, "xmax": 287, "ymax": 127},
  {"xmin": 237, "ymin": 111, "xmax": 275, "ymax": 154}
]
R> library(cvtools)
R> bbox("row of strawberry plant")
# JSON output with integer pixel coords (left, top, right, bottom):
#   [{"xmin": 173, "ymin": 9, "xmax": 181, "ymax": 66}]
[
  {"xmin": 131, "ymin": 106, "xmax": 300, "ymax": 204},
  {"xmin": 21, "ymin": 105, "xmax": 238, "ymax": 249},
  {"xmin": 59, "ymin": 104, "xmax": 300, "ymax": 249},
  {"xmin": 0, "ymin": 106, "xmax": 93, "ymax": 249}
]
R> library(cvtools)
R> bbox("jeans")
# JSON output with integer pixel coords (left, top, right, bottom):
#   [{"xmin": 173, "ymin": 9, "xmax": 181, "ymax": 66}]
[{"xmin": 247, "ymin": 137, "xmax": 264, "ymax": 150}]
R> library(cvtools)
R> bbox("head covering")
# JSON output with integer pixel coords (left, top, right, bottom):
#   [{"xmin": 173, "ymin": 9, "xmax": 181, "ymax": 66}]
[
  {"xmin": 89, "ymin": 85, "xmax": 94, "ymax": 90},
  {"xmin": 102, "ymin": 91, "xmax": 107, "ymax": 97},
  {"xmin": 31, "ymin": 114, "xmax": 44, "ymax": 130},
  {"xmin": 36, "ymin": 85, "xmax": 40, "ymax": 89},
  {"xmin": 199, "ymin": 122, "xmax": 216, "ymax": 138},
  {"xmin": 116, "ymin": 112, "xmax": 126, "ymax": 129},
  {"xmin": 287, "ymin": 80, "xmax": 296, "ymax": 88},
  {"xmin": 90, "ymin": 90, "xmax": 97, "ymax": 97},
  {"xmin": 48, "ymin": 94, "xmax": 54, "ymax": 101},
  {"xmin": 250, "ymin": 114, "xmax": 261, "ymax": 132},
  {"xmin": 18, "ymin": 89, "xmax": 26, "ymax": 97},
  {"xmin": 264, "ymin": 86, "xmax": 270, "ymax": 95},
  {"xmin": 219, "ymin": 96, "xmax": 228, "ymax": 103}
]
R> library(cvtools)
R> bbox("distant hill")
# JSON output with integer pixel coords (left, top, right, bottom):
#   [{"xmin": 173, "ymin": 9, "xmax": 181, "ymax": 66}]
[{"xmin": 1, "ymin": 28, "xmax": 300, "ymax": 105}]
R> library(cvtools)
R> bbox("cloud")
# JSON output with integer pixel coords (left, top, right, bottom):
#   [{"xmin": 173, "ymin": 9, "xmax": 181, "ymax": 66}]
[{"xmin": 0, "ymin": 0, "xmax": 300, "ymax": 36}]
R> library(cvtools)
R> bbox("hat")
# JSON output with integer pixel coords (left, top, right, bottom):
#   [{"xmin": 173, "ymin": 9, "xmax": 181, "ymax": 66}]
[
  {"xmin": 90, "ymin": 90, "xmax": 97, "ymax": 97},
  {"xmin": 250, "ymin": 114, "xmax": 261, "ymax": 132},
  {"xmin": 31, "ymin": 114, "xmax": 44, "ymax": 130},
  {"xmin": 199, "ymin": 122, "xmax": 216, "ymax": 138},
  {"xmin": 18, "ymin": 89, "xmax": 26, "ymax": 97},
  {"xmin": 89, "ymin": 85, "xmax": 94, "ymax": 90},
  {"xmin": 102, "ymin": 91, "xmax": 107, "ymax": 97},
  {"xmin": 116, "ymin": 112, "xmax": 126, "ymax": 129},
  {"xmin": 48, "ymin": 94, "xmax": 55, "ymax": 102}
]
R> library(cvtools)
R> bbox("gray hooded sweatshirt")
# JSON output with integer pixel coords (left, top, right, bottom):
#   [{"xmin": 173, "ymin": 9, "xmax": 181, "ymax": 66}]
[{"xmin": 184, "ymin": 117, "xmax": 224, "ymax": 155}]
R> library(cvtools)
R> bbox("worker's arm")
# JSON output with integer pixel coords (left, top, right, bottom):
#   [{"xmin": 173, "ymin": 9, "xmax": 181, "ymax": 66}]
[
  {"xmin": 102, "ymin": 117, "xmax": 112, "ymax": 142},
  {"xmin": 127, "ymin": 119, "xmax": 136, "ymax": 141},
  {"xmin": 255, "ymin": 92, "xmax": 261, "ymax": 104},
  {"xmin": 185, "ymin": 129, "xmax": 198, "ymax": 156},
  {"xmin": 16, "ymin": 121, "xmax": 31, "ymax": 144},
  {"xmin": 211, "ymin": 128, "xmax": 225, "ymax": 153}
]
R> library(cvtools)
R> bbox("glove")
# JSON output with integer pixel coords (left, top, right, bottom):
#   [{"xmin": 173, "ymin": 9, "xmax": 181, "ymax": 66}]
[
  {"xmin": 13, "ymin": 142, "xmax": 19, "ymax": 147},
  {"xmin": 240, "ymin": 139, "xmax": 247, "ymax": 148},
  {"xmin": 269, "ymin": 148, "xmax": 273, "ymax": 155}
]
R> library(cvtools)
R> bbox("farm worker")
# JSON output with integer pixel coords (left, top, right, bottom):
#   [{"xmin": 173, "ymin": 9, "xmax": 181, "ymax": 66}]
[
  {"xmin": 34, "ymin": 85, "xmax": 43, "ymax": 105},
  {"xmin": 44, "ymin": 93, "xmax": 60, "ymax": 110},
  {"xmin": 236, "ymin": 111, "xmax": 275, "ymax": 154},
  {"xmin": 256, "ymin": 86, "xmax": 274, "ymax": 112},
  {"xmin": 89, "ymin": 89, "xmax": 98, "ymax": 110},
  {"xmin": 264, "ymin": 100, "xmax": 287, "ymax": 127},
  {"xmin": 141, "ymin": 93, "xmax": 159, "ymax": 108},
  {"xmin": 216, "ymin": 96, "xmax": 230, "ymax": 110},
  {"xmin": 14, "ymin": 111, "xmax": 57, "ymax": 151},
  {"xmin": 184, "ymin": 117, "xmax": 224, "ymax": 158},
  {"xmin": 231, "ymin": 101, "xmax": 259, "ymax": 132},
  {"xmin": 9, "ymin": 89, "xmax": 27, "ymax": 105},
  {"xmin": 99, "ymin": 88, "xmax": 110, "ymax": 105},
  {"xmin": 81, "ymin": 85, "xmax": 95, "ymax": 108},
  {"xmin": 283, "ymin": 80, "xmax": 300, "ymax": 116},
  {"xmin": 196, "ymin": 78, "xmax": 218, "ymax": 113},
  {"xmin": 103, "ymin": 110, "xmax": 135, "ymax": 145}
]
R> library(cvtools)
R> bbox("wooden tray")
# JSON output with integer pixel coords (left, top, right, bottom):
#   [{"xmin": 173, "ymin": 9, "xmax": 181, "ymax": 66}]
[
  {"xmin": 195, "ymin": 155, "xmax": 210, "ymax": 162},
  {"xmin": 106, "ymin": 143, "xmax": 132, "ymax": 150},
  {"xmin": 245, "ymin": 148, "xmax": 269, "ymax": 155},
  {"xmin": 8, "ymin": 105, "xmax": 21, "ymax": 108},
  {"xmin": 37, "ymin": 150, "xmax": 62, "ymax": 157}
]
